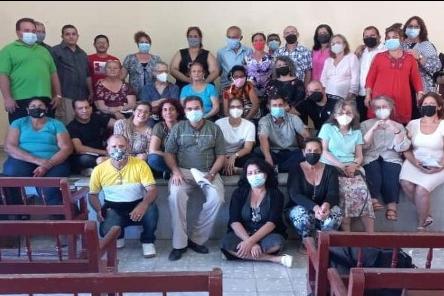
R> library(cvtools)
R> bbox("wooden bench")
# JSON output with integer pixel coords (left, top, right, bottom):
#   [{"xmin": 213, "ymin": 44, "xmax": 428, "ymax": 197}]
[
  {"xmin": 0, "ymin": 268, "xmax": 223, "ymax": 296},
  {"xmin": 328, "ymin": 267, "xmax": 444, "ymax": 296},
  {"xmin": 305, "ymin": 231, "xmax": 444, "ymax": 296},
  {"xmin": 0, "ymin": 220, "xmax": 120, "ymax": 273}
]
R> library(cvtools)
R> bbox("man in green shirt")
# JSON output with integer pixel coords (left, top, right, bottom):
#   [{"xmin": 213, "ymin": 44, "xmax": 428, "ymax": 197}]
[{"xmin": 0, "ymin": 18, "xmax": 62, "ymax": 123}]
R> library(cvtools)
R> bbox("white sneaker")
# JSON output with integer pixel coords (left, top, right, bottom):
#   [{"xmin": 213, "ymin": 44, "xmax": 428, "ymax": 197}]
[
  {"xmin": 142, "ymin": 243, "xmax": 156, "ymax": 258},
  {"xmin": 280, "ymin": 254, "xmax": 293, "ymax": 268},
  {"xmin": 116, "ymin": 238, "xmax": 125, "ymax": 249}
]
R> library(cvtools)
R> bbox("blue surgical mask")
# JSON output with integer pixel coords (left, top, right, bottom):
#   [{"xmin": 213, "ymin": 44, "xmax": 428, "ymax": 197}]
[
  {"xmin": 138, "ymin": 42, "xmax": 151, "ymax": 53},
  {"xmin": 385, "ymin": 38, "xmax": 400, "ymax": 51},
  {"xmin": 186, "ymin": 109, "xmax": 204, "ymax": 123},
  {"xmin": 270, "ymin": 107, "xmax": 285, "ymax": 118},
  {"xmin": 268, "ymin": 40, "xmax": 280, "ymax": 51},
  {"xmin": 226, "ymin": 38, "xmax": 241, "ymax": 50},
  {"xmin": 405, "ymin": 28, "xmax": 420, "ymax": 39},
  {"xmin": 22, "ymin": 32, "xmax": 37, "ymax": 46},
  {"xmin": 110, "ymin": 148, "xmax": 127, "ymax": 162},
  {"xmin": 247, "ymin": 173, "xmax": 266, "ymax": 188},
  {"xmin": 187, "ymin": 37, "xmax": 201, "ymax": 48}
]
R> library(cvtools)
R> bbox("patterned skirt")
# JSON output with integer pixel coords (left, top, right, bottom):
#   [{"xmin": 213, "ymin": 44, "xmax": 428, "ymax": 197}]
[{"xmin": 338, "ymin": 174, "xmax": 375, "ymax": 218}]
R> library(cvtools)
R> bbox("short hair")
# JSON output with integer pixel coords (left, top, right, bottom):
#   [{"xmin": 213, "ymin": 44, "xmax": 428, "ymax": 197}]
[
  {"xmin": 94, "ymin": 34, "xmax": 109, "ymax": 44},
  {"xmin": 385, "ymin": 23, "xmax": 404, "ymax": 39},
  {"xmin": 327, "ymin": 99, "xmax": 360, "ymax": 130},
  {"xmin": 72, "ymin": 98, "xmax": 91, "ymax": 109},
  {"xmin": 251, "ymin": 32, "xmax": 266, "ymax": 42},
  {"xmin": 313, "ymin": 24, "xmax": 334, "ymax": 51},
  {"xmin": 267, "ymin": 33, "xmax": 280, "ymax": 42},
  {"xmin": 134, "ymin": 31, "xmax": 151, "ymax": 44},
  {"xmin": 370, "ymin": 95, "xmax": 395, "ymax": 110},
  {"xmin": 228, "ymin": 97, "xmax": 244, "ymax": 107},
  {"xmin": 183, "ymin": 96, "xmax": 203, "ymax": 108},
  {"xmin": 329, "ymin": 34, "xmax": 351, "ymax": 58},
  {"xmin": 159, "ymin": 99, "xmax": 185, "ymax": 121},
  {"xmin": 226, "ymin": 25, "xmax": 242, "ymax": 35},
  {"xmin": 34, "ymin": 21, "xmax": 44, "ymax": 27},
  {"xmin": 268, "ymin": 95, "xmax": 287, "ymax": 105},
  {"xmin": 363, "ymin": 26, "xmax": 380, "ymax": 37},
  {"xmin": 107, "ymin": 134, "xmax": 128, "ymax": 146},
  {"xmin": 228, "ymin": 65, "xmax": 246, "ymax": 81},
  {"xmin": 16, "ymin": 18, "xmax": 35, "ymax": 31},
  {"xmin": 403, "ymin": 16, "xmax": 429, "ymax": 42},
  {"xmin": 188, "ymin": 61, "xmax": 204, "ymax": 74},
  {"xmin": 239, "ymin": 158, "xmax": 278, "ymax": 189},
  {"xmin": 418, "ymin": 92, "xmax": 444, "ymax": 119},
  {"xmin": 61, "ymin": 24, "xmax": 77, "ymax": 35},
  {"xmin": 105, "ymin": 60, "xmax": 122, "ymax": 69},
  {"xmin": 302, "ymin": 137, "xmax": 323, "ymax": 150},
  {"xmin": 134, "ymin": 101, "xmax": 152, "ymax": 112},
  {"xmin": 273, "ymin": 56, "xmax": 296, "ymax": 78},
  {"xmin": 155, "ymin": 61, "xmax": 169, "ymax": 69}
]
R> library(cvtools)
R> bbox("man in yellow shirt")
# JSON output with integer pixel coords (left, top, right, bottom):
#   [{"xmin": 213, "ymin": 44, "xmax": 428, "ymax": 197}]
[{"xmin": 89, "ymin": 134, "xmax": 158, "ymax": 257}]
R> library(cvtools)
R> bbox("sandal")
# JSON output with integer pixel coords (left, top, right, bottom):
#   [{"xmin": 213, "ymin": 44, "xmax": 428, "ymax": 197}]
[
  {"xmin": 416, "ymin": 226, "xmax": 426, "ymax": 232},
  {"xmin": 372, "ymin": 200, "xmax": 385, "ymax": 211},
  {"xmin": 423, "ymin": 215, "xmax": 433, "ymax": 228},
  {"xmin": 385, "ymin": 209, "xmax": 398, "ymax": 221}
]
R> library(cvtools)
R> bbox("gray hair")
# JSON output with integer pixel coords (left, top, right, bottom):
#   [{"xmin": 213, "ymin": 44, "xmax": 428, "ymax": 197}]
[
  {"xmin": 327, "ymin": 99, "xmax": 361, "ymax": 130},
  {"xmin": 370, "ymin": 95, "xmax": 395, "ymax": 110}
]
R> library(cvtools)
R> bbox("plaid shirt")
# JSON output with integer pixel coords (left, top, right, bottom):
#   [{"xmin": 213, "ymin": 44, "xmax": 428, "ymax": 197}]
[{"xmin": 274, "ymin": 45, "xmax": 312, "ymax": 81}]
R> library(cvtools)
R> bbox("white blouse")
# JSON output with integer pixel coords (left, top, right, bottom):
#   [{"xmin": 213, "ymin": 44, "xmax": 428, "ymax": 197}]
[{"xmin": 320, "ymin": 53, "xmax": 360, "ymax": 98}]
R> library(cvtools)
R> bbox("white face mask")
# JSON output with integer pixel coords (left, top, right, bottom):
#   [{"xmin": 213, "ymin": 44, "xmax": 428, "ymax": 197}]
[
  {"xmin": 331, "ymin": 43, "xmax": 344, "ymax": 54},
  {"xmin": 229, "ymin": 108, "xmax": 243, "ymax": 118},
  {"xmin": 375, "ymin": 108, "xmax": 391, "ymax": 120},
  {"xmin": 336, "ymin": 114, "xmax": 353, "ymax": 126},
  {"xmin": 156, "ymin": 72, "xmax": 168, "ymax": 82}
]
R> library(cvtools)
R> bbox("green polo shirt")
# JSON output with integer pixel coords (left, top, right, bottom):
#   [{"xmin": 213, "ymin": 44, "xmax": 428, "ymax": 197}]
[{"xmin": 0, "ymin": 41, "xmax": 56, "ymax": 100}]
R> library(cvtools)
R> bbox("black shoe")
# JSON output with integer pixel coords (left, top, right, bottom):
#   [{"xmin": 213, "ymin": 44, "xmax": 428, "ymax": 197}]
[
  {"xmin": 168, "ymin": 248, "xmax": 187, "ymax": 261},
  {"xmin": 187, "ymin": 239, "xmax": 209, "ymax": 254}
]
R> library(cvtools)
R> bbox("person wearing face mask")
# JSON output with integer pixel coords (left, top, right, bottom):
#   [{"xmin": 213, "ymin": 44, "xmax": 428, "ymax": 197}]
[
  {"xmin": 89, "ymin": 134, "xmax": 159, "ymax": 257},
  {"xmin": 121, "ymin": 31, "xmax": 161, "ymax": 97},
  {"xmin": 400, "ymin": 92, "xmax": 444, "ymax": 231},
  {"xmin": 216, "ymin": 98, "xmax": 256, "ymax": 175},
  {"xmin": 320, "ymin": 34, "xmax": 359, "ymax": 101},
  {"xmin": 266, "ymin": 33, "xmax": 281, "ymax": 56},
  {"xmin": 3, "ymin": 98, "xmax": 72, "ymax": 205},
  {"xmin": 287, "ymin": 138, "xmax": 343, "ymax": 239},
  {"xmin": 221, "ymin": 158, "xmax": 292, "ymax": 268},
  {"xmin": 365, "ymin": 23, "xmax": 424, "ymax": 124},
  {"xmin": 164, "ymin": 96, "xmax": 225, "ymax": 261},
  {"xmin": 361, "ymin": 96, "xmax": 410, "ymax": 222},
  {"xmin": 257, "ymin": 96, "xmax": 310, "ymax": 173},
  {"xmin": 274, "ymin": 25, "xmax": 312, "ymax": 86},
  {"xmin": 0, "ymin": 18, "xmax": 62, "ymax": 123},
  {"xmin": 222, "ymin": 65, "xmax": 260, "ymax": 121},
  {"xmin": 217, "ymin": 26, "xmax": 252, "ymax": 90},
  {"xmin": 402, "ymin": 16, "xmax": 441, "ymax": 93},
  {"xmin": 170, "ymin": 26, "xmax": 219, "ymax": 90},
  {"xmin": 312, "ymin": 24, "xmax": 334, "ymax": 81},
  {"xmin": 318, "ymin": 99, "xmax": 375, "ymax": 233},
  {"xmin": 34, "ymin": 21, "xmax": 52, "ymax": 52}
]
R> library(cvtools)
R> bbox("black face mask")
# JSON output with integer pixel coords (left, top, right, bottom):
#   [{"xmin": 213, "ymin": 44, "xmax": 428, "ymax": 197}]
[
  {"xmin": 308, "ymin": 92, "xmax": 324, "ymax": 103},
  {"xmin": 363, "ymin": 37, "xmax": 378, "ymax": 48},
  {"xmin": 305, "ymin": 153, "xmax": 321, "ymax": 166},
  {"xmin": 276, "ymin": 66, "xmax": 290, "ymax": 77},
  {"xmin": 421, "ymin": 105, "xmax": 437, "ymax": 117},
  {"xmin": 285, "ymin": 34, "xmax": 297, "ymax": 44},
  {"xmin": 317, "ymin": 34, "xmax": 330, "ymax": 44},
  {"xmin": 28, "ymin": 107, "xmax": 46, "ymax": 118}
]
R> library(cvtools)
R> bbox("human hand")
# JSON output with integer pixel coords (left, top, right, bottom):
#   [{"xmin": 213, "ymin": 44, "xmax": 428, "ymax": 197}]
[
  {"xmin": 50, "ymin": 96, "xmax": 61, "ymax": 110},
  {"xmin": 236, "ymin": 239, "xmax": 254, "ymax": 258},
  {"xmin": 33, "ymin": 166, "xmax": 48, "ymax": 177},
  {"xmin": 4, "ymin": 97, "xmax": 18, "ymax": 113},
  {"xmin": 171, "ymin": 170, "xmax": 185, "ymax": 186},
  {"xmin": 251, "ymin": 244, "xmax": 262, "ymax": 258},
  {"xmin": 129, "ymin": 202, "xmax": 148, "ymax": 222}
]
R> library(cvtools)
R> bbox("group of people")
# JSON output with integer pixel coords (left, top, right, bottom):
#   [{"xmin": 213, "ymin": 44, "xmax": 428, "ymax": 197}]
[{"xmin": 1, "ymin": 16, "xmax": 444, "ymax": 267}]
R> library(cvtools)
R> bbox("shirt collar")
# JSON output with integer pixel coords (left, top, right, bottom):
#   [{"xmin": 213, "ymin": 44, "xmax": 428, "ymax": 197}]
[
  {"xmin": 60, "ymin": 41, "xmax": 79, "ymax": 51},
  {"xmin": 332, "ymin": 124, "xmax": 353, "ymax": 135}
]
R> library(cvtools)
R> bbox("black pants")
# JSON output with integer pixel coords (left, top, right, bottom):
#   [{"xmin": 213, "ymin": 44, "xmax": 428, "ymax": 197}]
[
  {"xmin": 8, "ymin": 98, "xmax": 54, "ymax": 123},
  {"xmin": 363, "ymin": 157, "xmax": 401, "ymax": 204},
  {"xmin": 356, "ymin": 96, "xmax": 368, "ymax": 122},
  {"xmin": 70, "ymin": 154, "xmax": 99, "ymax": 174}
]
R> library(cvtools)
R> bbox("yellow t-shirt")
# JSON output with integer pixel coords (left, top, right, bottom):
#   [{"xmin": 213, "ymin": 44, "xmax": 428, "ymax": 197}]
[{"xmin": 89, "ymin": 156, "xmax": 156, "ymax": 203}]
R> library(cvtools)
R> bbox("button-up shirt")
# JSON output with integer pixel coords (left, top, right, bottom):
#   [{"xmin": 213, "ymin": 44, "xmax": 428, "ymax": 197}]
[
  {"xmin": 274, "ymin": 44, "xmax": 312, "ymax": 81},
  {"xmin": 217, "ymin": 45, "xmax": 252, "ymax": 89}
]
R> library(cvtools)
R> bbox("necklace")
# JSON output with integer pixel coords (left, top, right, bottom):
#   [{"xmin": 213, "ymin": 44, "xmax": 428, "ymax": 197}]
[{"xmin": 310, "ymin": 168, "xmax": 321, "ymax": 199}]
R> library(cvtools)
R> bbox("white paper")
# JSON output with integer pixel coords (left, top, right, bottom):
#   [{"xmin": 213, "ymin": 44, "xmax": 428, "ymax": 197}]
[{"xmin": 190, "ymin": 168, "xmax": 214, "ymax": 188}]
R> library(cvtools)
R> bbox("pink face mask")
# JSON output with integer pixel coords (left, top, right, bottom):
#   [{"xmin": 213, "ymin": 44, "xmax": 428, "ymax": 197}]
[{"xmin": 233, "ymin": 77, "xmax": 246, "ymax": 88}]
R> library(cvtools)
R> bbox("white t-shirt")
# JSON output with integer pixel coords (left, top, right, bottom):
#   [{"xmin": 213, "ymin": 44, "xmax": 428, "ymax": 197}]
[{"xmin": 215, "ymin": 117, "xmax": 256, "ymax": 154}]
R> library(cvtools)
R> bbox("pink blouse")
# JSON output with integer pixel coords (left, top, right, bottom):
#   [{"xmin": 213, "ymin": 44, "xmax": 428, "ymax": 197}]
[{"xmin": 312, "ymin": 49, "xmax": 331, "ymax": 81}]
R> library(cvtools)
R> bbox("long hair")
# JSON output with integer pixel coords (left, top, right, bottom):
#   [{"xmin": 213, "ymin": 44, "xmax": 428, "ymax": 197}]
[
  {"xmin": 403, "ymin": 16, "xmax": 428, "ymax": 42},
  {"xmin": 313, "ymin": 24, "xmax": 333, "ymax": 51},
  {"xmin": 273, "ymin": 56, "xmax": 296, "ymax": 79},
  {"xmin": 326, "ymin": 99, "xmax": 361, "ymax": 130},
  {"xmin": 159, "ymin": 99, "xmax": 185, "ymax": 121},
  {"xmin": 238, "ymin": 158, "xmax": 278, "ymax": 189},
  {"xmin": 418, "ymin": 92, "xmax": 444, "ymax": 119}
]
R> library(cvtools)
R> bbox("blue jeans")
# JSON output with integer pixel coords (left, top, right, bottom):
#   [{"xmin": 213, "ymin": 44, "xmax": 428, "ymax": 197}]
[
  {"xmin": 147, "ymin": 154, "xmax": 169, "ymax": 174},
  {"xmin": 2, "ymin": 157, "xmax": 71, "ymax": 205},
  {"xmin": 363, "ymin": 157, "xmax": 401, "ymax": 204},
  {"xmin": 100, "ymin": 202, "xmax": 159, "ymax": 243},
  {"xmin": 70, "ymin": 154, "xmax": 98, "ymax": 173}
]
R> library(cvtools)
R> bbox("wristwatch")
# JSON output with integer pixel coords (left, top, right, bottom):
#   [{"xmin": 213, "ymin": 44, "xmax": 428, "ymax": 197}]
[{"xmin": 56, "ymin": 94, "xmax": 62, "ymax": 99}]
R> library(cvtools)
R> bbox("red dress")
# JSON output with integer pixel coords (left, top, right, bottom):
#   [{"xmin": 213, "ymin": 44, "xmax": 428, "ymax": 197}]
[{"xmin": 365, "ymin": 51, "xmax": 423, "ymax": 124}]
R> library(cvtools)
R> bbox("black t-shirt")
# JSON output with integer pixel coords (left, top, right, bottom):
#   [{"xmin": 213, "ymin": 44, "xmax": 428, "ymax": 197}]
[
  {"xmin": 67, "ymin": 113, "xmax": 110, "ymax": 149},
  {"xmin": 300, "ymin": 98, "xmax": 337, "ymax": 131}
]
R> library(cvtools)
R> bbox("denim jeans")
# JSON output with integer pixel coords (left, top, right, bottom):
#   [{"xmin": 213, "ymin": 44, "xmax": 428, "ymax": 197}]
[
  {"xmin": 147, "ymin": 153, "xmax": 169, "ymax": 174},
  {"xmin": 2, "ymin": 156, "xmax": 71, "ymax": 205},
  {"xmin": 100, "ymin": 202, "xmax": 159, "ymax": 243},
  {"xmin": 254, "ymin": 147, "xmax": 304, "ymax": 172},
  {"xmin": 70, "ymin": 154, "xmax": 98, "ymax": 173}
]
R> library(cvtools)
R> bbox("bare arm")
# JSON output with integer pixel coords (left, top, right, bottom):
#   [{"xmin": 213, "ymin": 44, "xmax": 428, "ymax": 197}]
[
  {"xmin": 204, "ymin": 96, "xmax": 220, "ymax": 118},
  {"xmin": 230, "ymin": 222, "xmax": 251, "ymax": 241},
  {"xmin": 321, "ymin": 138, "xmax": 346, "ymax": 170},
  {"xmin": 259, "ymin": 134, "xmax": 274, "ymax": 166},
  {"xmin": 47, "ymin": 132, "xmax": 73, "ymax": 166},
  {"xmin": 4, "ymin": 127, "xmax": 42, "ymax": 165},
  {"xmin": 86, "ymin": 77, "xmax": 94, "ymax": 101},
  {"xmin": 164, "ymin": 152, "xmax": 180, "ymax": 174},
  {"xmin": 205, "ymin": 52, "xmax": 219, "ymax": 83},
  {"xmin": 248, "ymin": 222, "xmax": 276, "ymax": 245},
  {"xmin": 125, "ymin": 94, "xmax": 137, "ymax": 110},
  {"xmin": 88, "ymin": 193, "xmax": 103, "ymax": 222},
  {"xmin": 148, "ymin": 135, "xmax": 164, "ymax": 155},
  {"xmin": 170, "ymin": 51, "xmax": 191, "ymax": 84},
  {"xmin": 95, "ymin": 100, "xmax": 123, "ymax": 114},
  {"xmin": 304, "ymin": 69, "xmax": 312, "ymax": 87},
  {"xmin": 245, "ymin": 87, "xmax": 260, "ymax": 119},
  {"xmin": 353, "ymin": 144, "xmax": 364, "ymax": 166},
  {"xmin": 72, "ymin": 138, "xmax": 107, "ymax": 155},
  {"xmin": 208, "ymin": 155, "xmax": 225, "ymax": 176},
  {"xmin": 120, "ymin": 67, "xmax": 129, "ymax": 81},
  {"xmin": 0, "ymin": 75, "xmax": 18, "ymax": 113}
]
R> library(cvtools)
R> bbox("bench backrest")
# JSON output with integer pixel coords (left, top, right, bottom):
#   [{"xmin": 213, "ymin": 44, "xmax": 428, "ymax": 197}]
[
  {"xmin": 305, "ymin": 231, "xmax": 444, "ymax": 296},
  {"xmin": 0, "ymin": 269, "xmax": 223, "ymax": 296},
  {"xmin": 0, "ymin": 220, "xmax": 118, "ymax": 274},
  {"xmin": 328, "ymin": 267, "xmax": 444, "ymax": 296}
]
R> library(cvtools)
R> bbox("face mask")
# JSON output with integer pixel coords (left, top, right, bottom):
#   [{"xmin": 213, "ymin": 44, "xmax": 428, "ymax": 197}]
[
  {"xmin": 317, "ymin": 34, "xmax": 331, "ymax": 44},
  {"xmin": 156, "ymin": 72, "xmax": 168, "ymax": 82},
  {"xmin": 28, "ymin": 107, "xmax": 46, "ymax": 118},
  {"xmin": 22, "ymin": 32, "xmax": 37, "ymax": 46},
  {"xmin": 375, "ymin": 108, "xmax": 391, "ymax": 120},
  {"xmin": 331, "ymin": 43, "xmax": 344, "ymax": 54},
  {"xmin": 227, "ymin": 38, "xmax": 241, "ymax": 50},
  {"xmin": 247, "ymin": 173, "xmax": 266, "ymax": 188},
  {"xmin": 36, "ymin": 32, "xmax": 46, "ymax": 43},
  {"xmin": 385, "ymin": 38, "xmax": 400, "ymax": 51},
  {"xmin": 308, "ymin": 92, "xmax": 323, "ymax": 103},
  {"xmin": 276, "ymin": 66, "xmax": 290, "ymax": 77},
  {"xmin": 336, "ymin": 114, "xmax": 353, "ymax": 126},
  {"xmin": 285, "ymin": 34, "xmax": 297, "ymax": 44},
  {"xmin": 229, "ymin": 108, "xmax": 243, "ymax": 118},
  {"xmin": 268, "ymin": 40, "xmax": 280, "ymax": 51},
  {"xmin": 233, "ymin": 77, "xmax": 246, "ymax": 88},
  {"xmin": 187, "ymin": 37, "xmax": 201, "ymax": 48},
  {"xmin": 109, "ymin": 148, "xmax": 127, "ymax": 162},
  {"xmin": 138, "ymin": 42, "xmax": 151, "ymax": 53},
  {"xmin": 405, "ymin": 28, "xmax": 420, "ymax": 39},
  {"xmin": 305, "ymin": 153, "xmax": 321, "ymax": 166},
  {"xmin": 186, "ymin": 109, "xmax": 204, "ymax": 123},
  {"xmin": 421, "ymin": 105, "xmax": 437, "ymax": 117},
  {"xmin": 253, "ymin": 41, "xmax": 265, "ymax": 51},
  {"xmin": 363, "ymin": 37, "xmax": 378, "ymax": 48},
  {"xmin": 270, "ymin": 107, "xmax": 285, "ymax": 118}
]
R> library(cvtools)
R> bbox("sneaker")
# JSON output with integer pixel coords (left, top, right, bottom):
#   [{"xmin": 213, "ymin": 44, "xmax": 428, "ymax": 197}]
[
  {"xmin": 280, "ymin": 254, "xmax": 293, "ymax": 268},
  {"xmin": 116, "ymin": 238, "xmax": 125, "ymax": 249},
  {"xmin": 80, "ymin": 168, "xmax": 93, "ymax": 177},
  {"xmin": 168, "ymin": 247, "xmax": 187, "ymax": 261},
  {"xmin": 187, "ymin": 239, "xmax": 209, "ymax": 254},
  {"xmin": 142, "ymin": 243, "xmax": 156, "ymax": 258}
]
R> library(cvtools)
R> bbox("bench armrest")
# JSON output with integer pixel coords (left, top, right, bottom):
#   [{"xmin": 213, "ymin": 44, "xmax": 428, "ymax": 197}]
[
  {"xmin": 304, "ymin": 237, "xmax": 318, "ymax": 266},
  {"xmin": 328, "ymin": 268, "xmax": 348, "ymax": 296},
  {"xmin": 99, "ymin": 226, "xmax": 121, "ymax": 271}
]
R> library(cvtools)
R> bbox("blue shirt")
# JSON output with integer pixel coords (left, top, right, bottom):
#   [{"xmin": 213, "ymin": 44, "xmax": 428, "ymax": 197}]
[
  {"xmin": 139, "ymin": 82, "xmax": 180, "ymax": 103},
  {"xmin": 180, "ymin": 84, "xmax": 218, "ymax": 115},
  {"xmin": 318, "ymin": 123, "xmax": 363, "ymax": 164},
  {"xmin": 217, "ymin": 45, "xmax": 252, "ymax": 89},
  {"xmin": 11, "ymin": 117, "xmax": 68, "ymax": 159}
]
